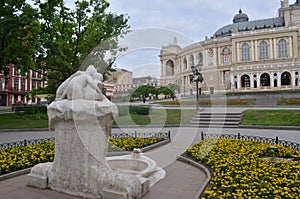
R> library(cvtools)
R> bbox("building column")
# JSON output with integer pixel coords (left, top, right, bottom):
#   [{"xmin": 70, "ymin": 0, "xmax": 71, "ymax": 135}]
[
  {"xmin": 289, "ymin": 37, "xmax": 293, "ymax": 58},
  {"xmin": 230, "ymin": 74, "xmax": 234, "ymax": 89},
  {"xmin": 278, "ymin": 72, "xmax": 281, "ymax": 87},
  {"xmin": 237, "ymin": 74, "xmax": 241, "ymax": 89},
  {"xmin": 18, "ymin": 78, "xmax": 21, "ymax": 91},
  {"xmin": 255, "ymin": 40, "xmax": 258, "ymax": 60},
  {"xmin": 257, "ymin": 73, "xmax": 261, "ymax": 88},
  {"xmin": 237, "ymin": 43, "xmax": 240, "ymax": 62},
  {"xmin": 251, "ymin": 41, "xmax": 255, "ymax": 61},
  {"xmin": 213, "ymin": 48, "xmax": 217, "ymax": 66},
  {"xmin": 270, "ymin": 72, "xmax": 274, "ymax": 87},
  {"xmin": 273, "ymin": 38, "xmax": 277, "ymax": 59},
  {"xmin": 218, "ymin": 47, "xmax": 221, "ymax": 65},
  {"xmin": 292, "ymin": 71, "xmax": 296, "ymax": 87},
  {"xmin": 250, "ymin": 74, "xmax": 254, "ymax": 88},
  {"xmin": 269, "ymin": 38, "xmax": 273, "ymax": 59}
]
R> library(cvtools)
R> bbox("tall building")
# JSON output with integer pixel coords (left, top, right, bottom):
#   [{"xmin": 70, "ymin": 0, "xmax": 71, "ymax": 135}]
[
  {"xmin": 106, "ymin": 68, "xmax": 133, "ymax": 96},
  {"xmin": 0, "ymin": 64, "xmax": 45, "ymax": 106},
  {"xmin": 160, "ymin": 0, "xmax": 300, "ymax": 95}
]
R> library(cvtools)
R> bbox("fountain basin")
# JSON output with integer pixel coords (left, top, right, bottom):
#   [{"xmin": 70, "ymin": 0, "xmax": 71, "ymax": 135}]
[
  {"xmin": 107, "ymin": 153, "xmax": 158, "ymax": 178},
  {"xmin": 106, "ymin": 151, "xmax": 166, "ymax": 188}
]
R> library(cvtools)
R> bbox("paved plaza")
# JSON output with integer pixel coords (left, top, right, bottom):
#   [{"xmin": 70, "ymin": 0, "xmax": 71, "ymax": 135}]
[{"xmin": 1, "ymin": 107, "xmax": 300, "ymax": 198}]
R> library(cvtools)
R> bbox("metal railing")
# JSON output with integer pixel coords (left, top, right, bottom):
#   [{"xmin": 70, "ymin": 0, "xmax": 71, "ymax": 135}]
[
  {"xmin": 0, "ymin": 131, "xmax": 171, "ymax": 150},
  {"xmin": 201, "ymin": 131, "xmax": 300, "ymax": 150}
]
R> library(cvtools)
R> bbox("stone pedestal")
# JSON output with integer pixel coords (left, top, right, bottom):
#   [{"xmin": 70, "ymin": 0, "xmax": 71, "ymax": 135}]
[{"xmin": 27, "ymin": 99, "xmax": 144, "ymax": 199}]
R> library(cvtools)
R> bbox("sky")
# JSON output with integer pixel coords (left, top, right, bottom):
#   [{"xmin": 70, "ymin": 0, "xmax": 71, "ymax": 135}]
[{"xmin": 70, "ymin": 0, "xmax": 296, "ymax": 78}]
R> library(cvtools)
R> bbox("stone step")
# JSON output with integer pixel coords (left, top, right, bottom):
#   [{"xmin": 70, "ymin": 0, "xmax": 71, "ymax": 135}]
[
  {"xmin": 190, "ymin": 121, "xmax": 240, "ymax": 125},
  {"xmin": 189, "ymin": 124, "xmax": 239, "ymax": 128},
  {"xmin": 192, "ymin": 116, "xmax": 241, "ymax": 120},
  {"xmin": 190, "ymin": 111, "xmax": 242, "ymax": 128}
]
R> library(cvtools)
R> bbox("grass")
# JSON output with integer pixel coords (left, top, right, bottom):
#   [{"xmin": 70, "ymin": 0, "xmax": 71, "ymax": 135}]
[
  {"xmin": 241, "ymin": 110, "xmax": 300, "ymax": 126},
  {"xmin": 0, "ymin": 107, "xmax": 11, "ymax": 112},
  {"xmin": 0, "ymin": 113, "xmax": 48, "ymax": 129},
  {"xmin": 0, "ymin": 108, "xmax": 196, "ymax": 129},
  {"xmin": 113, "ymin": 108, "xmax": 196, "ymax": 126},
  {"xmin": 155, "ymin": 99, "xmax": 256, "ymax": 106}
]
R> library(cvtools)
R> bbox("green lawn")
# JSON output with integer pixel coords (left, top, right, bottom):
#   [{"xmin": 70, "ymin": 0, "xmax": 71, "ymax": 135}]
[
  {"xmin": 0, "ymin": 108, "xmax": 196, "ymax": 129},
  {"xmin": 0, "ymin": 113, "xmax": 48, "ymax": 129},
  {"xmin": 113, "ymin": 109, "xmax": 196, "ymax": 126},
  {"xmin": 241, "ymin": 110, "xmax": 300, "ymax": 126}
]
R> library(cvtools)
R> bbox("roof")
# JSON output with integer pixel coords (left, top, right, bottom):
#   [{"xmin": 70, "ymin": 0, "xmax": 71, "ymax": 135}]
[{"xmin": 214, "ymin": 17, "xmax": 285, "ymax": 38}]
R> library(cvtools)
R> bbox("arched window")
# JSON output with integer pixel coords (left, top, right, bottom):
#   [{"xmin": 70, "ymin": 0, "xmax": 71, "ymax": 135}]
[
  {"xmin": 166, "ymin": 60, "xmax": 175, "ymax": 76},
  {"xmin": 278, "ymin": 39, "xmax": 288, "ymax": 57},
  {"xmin": 281, "ymin": 72, "xmax": 291, "ymax": 86},
  {"xmin": 198, "ymin": 52, "xmax": 203, "ymax": 66},
  {"xmin": 259, "ymin": 41, "xmax": 268, "ymax": 59},
  {"xmin": 223, "ymin": 47, "xmax": 231, "ymax": 64},
  {"xmin": 183, "ymin": 58, "xmax": 187, "ymax": 69},
  {"xmin": 241, "ymin": 74, "xmax": 250, "ymax": 88},
  {"xmin": 260, "ymin": 73, "xmax": 270, "ymax": 87},
  {"xmin": 190, "ymin": 54, "xmax": 195, "ymax": 66},
  {"xmin": 241, "ymin": 43, "xmax": 250, "ymax": 61}
]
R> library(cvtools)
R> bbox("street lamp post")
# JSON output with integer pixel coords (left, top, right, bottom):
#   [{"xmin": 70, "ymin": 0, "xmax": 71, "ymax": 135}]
[{"xmin": 191, "ymin": 64, "xmax": 203, "ymax": 110}]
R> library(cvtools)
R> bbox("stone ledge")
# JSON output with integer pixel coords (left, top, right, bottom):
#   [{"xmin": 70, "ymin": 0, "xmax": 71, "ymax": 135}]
[{"xmin": 0, "ymin": 138, "xmax": 171, "ymax": 181}]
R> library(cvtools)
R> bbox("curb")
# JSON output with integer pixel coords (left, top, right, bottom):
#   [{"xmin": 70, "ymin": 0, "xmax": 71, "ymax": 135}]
[
  {"xmin": 0, "ymin": 128, "xmax": 49, "ymax": 133},
  {"xmin": 0, "ymin": 168, "xmax": 31, "ymax": 182},
  {"xmin": 177, "ymin": 155, "xmax": 211, "ymax": 199},
  {"xmin": 239, "ymin": 125, "xmax": 300, "ymax": 130},
  {"xmin": 0, "ymin": 138, "xmax": 171, "ymax": 181}
]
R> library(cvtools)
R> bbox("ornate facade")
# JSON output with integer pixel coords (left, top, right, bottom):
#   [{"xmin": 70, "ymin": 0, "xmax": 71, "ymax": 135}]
[{"xmin": 160, "ymin": 0, "xmax": 300, "ymax": 95}]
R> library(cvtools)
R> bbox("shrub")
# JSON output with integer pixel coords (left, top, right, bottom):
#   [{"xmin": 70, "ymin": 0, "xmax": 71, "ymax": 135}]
[
  {"xmin": 24, "ymin": 105, "xmax": 47, "ymax": 115},
  {"xmin": 129, "ymin": 105, "xmax": 150, "ymax": 115},
  {"xmin": 117, "ymin": 105, "xmax": 129, "ymax": 116}
]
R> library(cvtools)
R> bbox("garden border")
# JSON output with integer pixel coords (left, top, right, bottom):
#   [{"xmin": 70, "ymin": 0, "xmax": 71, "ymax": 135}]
[
  {"xmin": 200, "ymin": 132, "xmax": 300, "ymax": 150},
  {"xmin": 0, "ymin": 131, "xmax": 171, "ymax": 181}
]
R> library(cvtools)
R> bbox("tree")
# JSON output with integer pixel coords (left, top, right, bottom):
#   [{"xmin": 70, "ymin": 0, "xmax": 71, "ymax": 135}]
[
  {"xmin": 1, "ymin": 0, "xmax": 130, "ymax": 97},
  {"xmin": 35, "ymin": 0, "xmax": 130, "ymax": 96},
  {"xmin": 0, "ymin": 0, "xmax": 40, "ymax": 75},
  {"xmin": 132, "ymin": 85, "xmax": 154, "ymax": 100},
  {"xmin": 158, "ymin": 86, "xmax": 173, "ymax": 98}
]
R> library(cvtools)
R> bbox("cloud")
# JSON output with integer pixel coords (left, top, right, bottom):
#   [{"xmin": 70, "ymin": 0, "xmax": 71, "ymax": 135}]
[{"xmin": 107, "ymin": 0, "xmax": 297, "ymax": 78}]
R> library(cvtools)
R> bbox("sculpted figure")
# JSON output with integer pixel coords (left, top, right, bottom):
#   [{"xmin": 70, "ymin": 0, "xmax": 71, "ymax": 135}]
[{"xmin": 28, "ymin": 65, "xmax": 143, "ymax": 199}]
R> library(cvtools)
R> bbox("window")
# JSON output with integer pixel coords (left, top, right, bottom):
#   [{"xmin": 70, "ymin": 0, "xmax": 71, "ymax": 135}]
[
  {"xmin": 278, "ymin": 39, "xmax": 288, "ymax": 57},
  {"xmin": 21, "ymin": 79, "xmax": 26, "ymax": 91},
  {"xmin": 189, "ymin": 54, "xmax": 194, "ymax": 66},
  {"xmin": 241, "ymin": 43, "xmax": 250, "ymax": 61},
  {"xmin": 281, "ymin": 72, "xmax": 291, "ymax": 86},
  {"xmin": 223, "ymin": 47, "xmax": 231, "ymax": 64},
  {"xmin": 166, "ymin": 60, "xmax": 174, "ymax": 76},
  {"xmin": 198, "ymin": 52, "xmax": 203, "ymax": 66},
  {"xmin": 241, "ymin": 75, "xmax": 250, "ymax": 88},
  {"xmin": 183, "ymin": 58, "xmax": 187, "ymax": 69},
  {"xmin": 260, "ymin": 73, "xmax": 270, "ymax": 87},
  {"xmin": 259, "ymin": 41, "xmax": 268, "ymax": 59},
  {"xmin": 14, "ymin": 78, "xmax": 19, "ymax": 90}
]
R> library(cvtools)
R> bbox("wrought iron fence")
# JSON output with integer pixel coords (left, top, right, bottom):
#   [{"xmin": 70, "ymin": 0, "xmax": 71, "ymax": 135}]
[
  {"xmin": 0, "ymin": 131, "xmax": 171, "ymax": 150},
  {"xmin": 201, "ymin": 132, "xmax": 300, "ymax": 150},
  {"xmin": 110, "ymin": 131, "xmax": 171, "ymax": 139},
  {"xmin": 0, "ymin": 137, "xmax": 55, "ymax": 150}
]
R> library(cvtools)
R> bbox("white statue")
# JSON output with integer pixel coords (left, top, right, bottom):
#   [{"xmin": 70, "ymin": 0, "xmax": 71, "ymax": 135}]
[{"xmin": 27, "ymin": 65, "xmax": 144, "ymax": 199}]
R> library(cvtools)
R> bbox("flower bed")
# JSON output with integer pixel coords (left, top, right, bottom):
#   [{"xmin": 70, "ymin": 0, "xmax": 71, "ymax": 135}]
[
  {"xmin": 0, "ymin": 137, "xmax": 163, "ymax": 175},
  {"xmin": 186, "ymin": 139, "xmax": 300, "ymax": 198}
]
